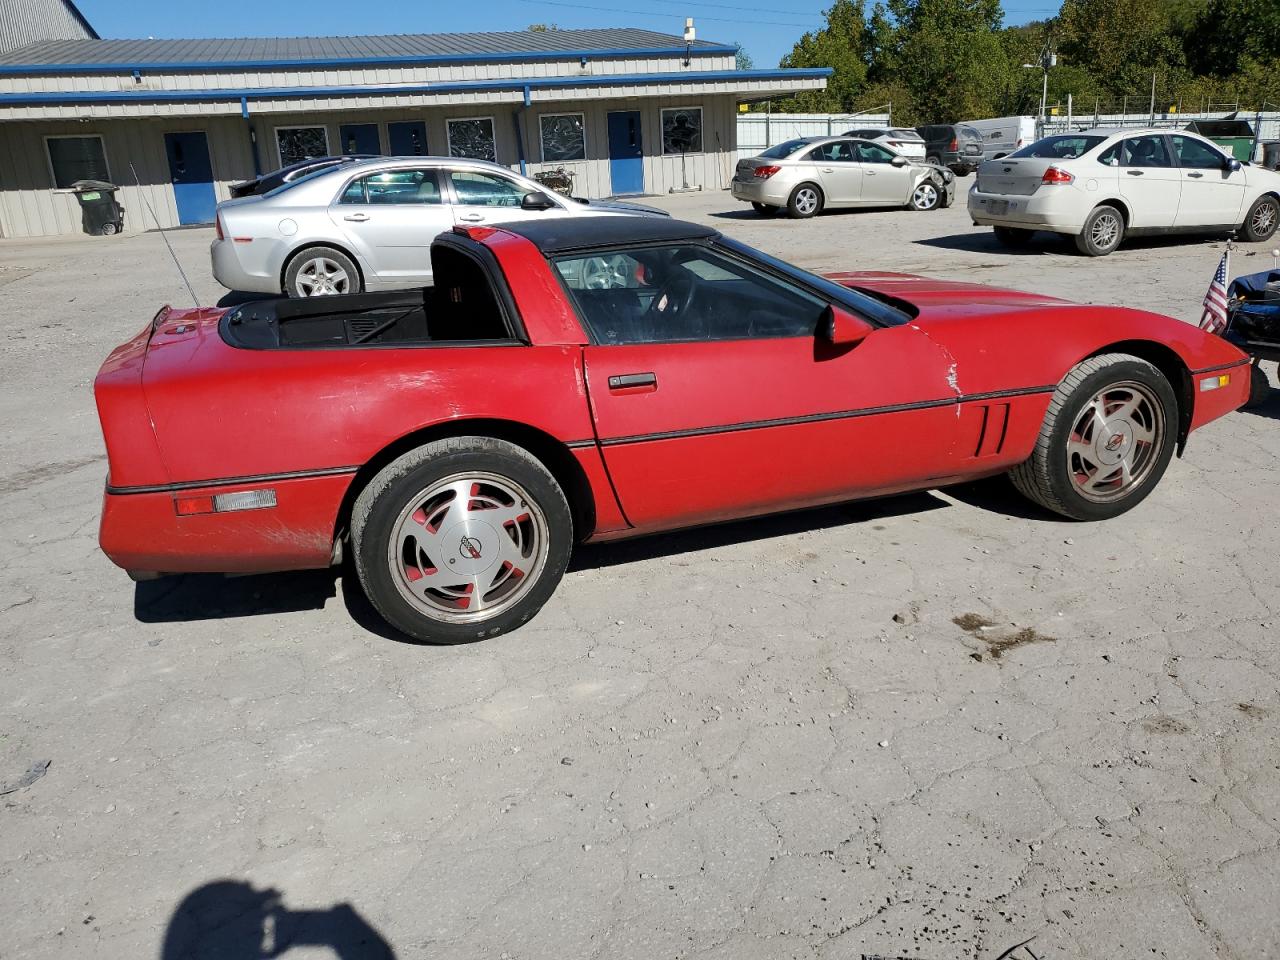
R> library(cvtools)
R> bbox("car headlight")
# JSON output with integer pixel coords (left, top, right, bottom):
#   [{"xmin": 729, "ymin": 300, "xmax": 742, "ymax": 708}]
[{"xmin": 942, "ymin": 170, "xmax": 954, "ymax": 183}]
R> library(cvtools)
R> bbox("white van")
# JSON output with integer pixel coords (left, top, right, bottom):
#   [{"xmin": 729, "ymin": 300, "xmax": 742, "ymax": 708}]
[{"xmin": 965, "ymin": 116, "xmax": 1043, "ymax": 161}]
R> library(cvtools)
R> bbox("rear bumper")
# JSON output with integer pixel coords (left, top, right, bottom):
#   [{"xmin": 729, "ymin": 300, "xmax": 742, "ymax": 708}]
[
  {"xmin": 211, "ymin": 237, "xmax": 282, "ymax": 295},
  {"xmin": 732, "ymin": 179, "xmax": 791, "ymax": 206},
  {"xmin": 99, "ymin": 471, "xmax": 354, "ymax": 575},
  {"xmin": 967, "ymin": 185, "xmax": 1087, "ymax": 232}
]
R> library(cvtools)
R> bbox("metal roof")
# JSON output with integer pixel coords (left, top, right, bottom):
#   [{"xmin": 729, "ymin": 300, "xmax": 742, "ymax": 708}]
[{"xmin": 0, "ymin": 27, "xmax": 734, "ymax": 70}]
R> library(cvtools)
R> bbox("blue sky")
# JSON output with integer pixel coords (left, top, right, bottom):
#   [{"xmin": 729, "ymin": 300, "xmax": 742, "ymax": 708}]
[{"xmin": 75, "ymin": 0, "xmax": 1057, "ymax": 68}]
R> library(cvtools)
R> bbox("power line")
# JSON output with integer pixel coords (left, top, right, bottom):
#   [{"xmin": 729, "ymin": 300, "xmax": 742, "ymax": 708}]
[{"xmin": 516, "ymin": 0, "xmax": 822, "ymax": 29}]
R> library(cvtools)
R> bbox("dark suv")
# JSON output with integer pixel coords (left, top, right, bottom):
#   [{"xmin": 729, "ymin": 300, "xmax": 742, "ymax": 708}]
[{"xmin": 915, "ymin": 124, "xmax": 985, "ymax": 175}]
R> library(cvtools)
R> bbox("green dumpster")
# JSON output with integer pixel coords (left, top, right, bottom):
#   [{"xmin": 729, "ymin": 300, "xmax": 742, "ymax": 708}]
[{"xmin": 1185, "ymin": 118, "xmax": 1256, "ymax": 162}]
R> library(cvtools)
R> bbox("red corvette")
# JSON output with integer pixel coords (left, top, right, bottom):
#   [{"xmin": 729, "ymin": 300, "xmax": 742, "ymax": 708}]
[{"xmin": 96, "ymin": 217, "xmax": 1249, "ymax": 643}]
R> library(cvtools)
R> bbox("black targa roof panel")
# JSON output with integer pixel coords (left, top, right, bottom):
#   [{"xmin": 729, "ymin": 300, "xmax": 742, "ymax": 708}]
[{"xmin": 496, "ymin": 217, "xmax": 718, "ymax": 255}]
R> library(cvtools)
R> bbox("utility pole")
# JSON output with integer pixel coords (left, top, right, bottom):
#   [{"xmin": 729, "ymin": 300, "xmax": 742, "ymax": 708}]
[
  {"xmin": 1149, "ymin": 71, "xmax": 1157, "ymax": 124},
  {"xmin": 1023, "ymin": 40, "xmax": 1056, "ymax": 124}
]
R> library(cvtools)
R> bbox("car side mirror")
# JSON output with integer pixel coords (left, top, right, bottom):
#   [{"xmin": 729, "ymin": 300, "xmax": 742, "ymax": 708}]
[
  {"xmin": 891, "ymin": 156, "xmax": 909, "ymax": 167},
  {"xmin": 1226, "ymin": 158, "xmax": 1242, "ymax": 172},
  {"xmin": 521, "ymin": 192, "xmax": 557, "ymax": 210},
  {"xmin": 821, "ymin": 304, "xmax": 874, "ymax": 346}
]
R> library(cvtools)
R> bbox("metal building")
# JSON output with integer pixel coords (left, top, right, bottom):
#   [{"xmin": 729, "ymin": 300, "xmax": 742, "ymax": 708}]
[
  {"xmin": 0, "ymin": 26, "xmax": 829, "ymax": 238},
  {"xmin": 0, "ymin": 0, "xmax": 96, "ymax": 57}
]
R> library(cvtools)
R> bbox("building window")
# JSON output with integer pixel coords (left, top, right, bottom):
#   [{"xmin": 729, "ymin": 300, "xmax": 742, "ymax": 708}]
[
  {"xmin": 661, "ymin": 107, "xmax": 703, "ymax": 155},
  {"xmin": 276, "ymin": 126, "xmax": 330, "ymax": 167},
  {"xmin": 539, "ymin": 113, "xmax": 586, "ymax": 162},
  {"xmin": 447, "ymin": 117, "xmax": 497, "ymax": 162},
  {"xmin": 46, "ymin": 135, "xmax": 109, "ymax": 189}
]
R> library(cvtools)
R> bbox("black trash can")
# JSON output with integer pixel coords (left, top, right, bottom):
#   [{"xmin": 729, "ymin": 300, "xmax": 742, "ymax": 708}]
[
  {"xmin": 1262, "ymin": 142, "xmax": 1280, "ymax": 172},
  {"xmin": 70, "ymin": 179, "xmax": 125, "ymax": 236}
]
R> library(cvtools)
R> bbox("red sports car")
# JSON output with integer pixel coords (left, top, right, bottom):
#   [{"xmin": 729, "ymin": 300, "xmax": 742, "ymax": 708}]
[{"xmin": 95, "ymin": 217, "xmax": 1250, "ymax": 643}]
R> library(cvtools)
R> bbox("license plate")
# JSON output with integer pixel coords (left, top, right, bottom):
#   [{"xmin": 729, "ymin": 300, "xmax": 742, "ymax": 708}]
[{"xmin": 989, "ymin": 199, "xmax": 1009, "ymax": 215}]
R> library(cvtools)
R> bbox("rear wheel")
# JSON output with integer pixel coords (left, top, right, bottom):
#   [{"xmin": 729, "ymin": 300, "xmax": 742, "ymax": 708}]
[
  {"xmin": 352, "ymin": 437, "xmax": 573, "ymax": 644},
  {"xmin": 1241, "ymin": 195, "xmax": 1279, "ymax": 243},
  {"xmin": 751, "ymin": 201, "xmax": 780, "ymax": 216},
  {"xmin": 993, "ymin": 226, "xmax": 1034, "ymax": 248},
  {"xmin": 284, "ymin": 246, "xmax": 362, "ymax": 297},
  {"xmin": 787, "ymin": 183, "xmax": 823, "ymax": 219},
  {"xmin": 909, "ymin": 180, "xmax": 941, "ymax": 211},
  {"xmin": 1010, "ymin": 354, "xmax": 1177, "ymax": 520},
  {"xmin": 1075, "ymin": 205, "xmax": 1124, "ymax": 256}
]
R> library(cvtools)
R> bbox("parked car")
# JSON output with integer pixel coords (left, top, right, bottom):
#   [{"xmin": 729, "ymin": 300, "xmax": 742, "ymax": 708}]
[
  {"xmin": 1223, "ymin": 267, "xmax": 1280, "ymax": 406},
  {"xmin": 965, "ymin": 116, "xmax": 1043, "ymax": 161},
  {"xmin": 228, "ymin": 155, "xmax": 377, "ymax": 199},
  {"xmin": 212, "ymin": 156, "xmax": 667, "ymax": 297},
  {"xmin": 968, "ymin": 129, "xmax": 1280, "ymax": 256},
  {"xmin": 732, "ymin": 136, "xmax": 955, "ymax": 218},
  {"xmin": 842, "ymin": 127, "xmax": 928, "ymax": 160},
  {"xmin": 97, "ymin": 216, "xmax": 1250, "ymax": 644},
  {"xmin": 915, "ymin": 123, "xmax": 986, "ymax": 175}
]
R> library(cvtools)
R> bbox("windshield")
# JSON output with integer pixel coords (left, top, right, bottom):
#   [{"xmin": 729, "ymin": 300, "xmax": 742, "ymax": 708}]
[
  {"xmin": 716, "ymin": 236, "xmax": 912, "ymax": 327},
  {"xmin": 1010, "ymin": 135, "xmax": 1107, "ymax": 160},
  {"xmin": 757, "ymin": 139, "xmax": 813, "ymax": 159}
]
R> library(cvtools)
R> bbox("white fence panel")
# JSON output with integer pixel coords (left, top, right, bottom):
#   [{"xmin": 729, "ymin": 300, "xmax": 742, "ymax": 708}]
[{"xmin": 735, "ymin": 112, "xmax": 890, "ymax": 158}]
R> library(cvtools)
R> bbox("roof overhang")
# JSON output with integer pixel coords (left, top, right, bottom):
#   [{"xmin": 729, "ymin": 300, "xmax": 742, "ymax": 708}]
[{"xmin": 0, "ymin": 68, "xmax": 831, "ymax": 121}]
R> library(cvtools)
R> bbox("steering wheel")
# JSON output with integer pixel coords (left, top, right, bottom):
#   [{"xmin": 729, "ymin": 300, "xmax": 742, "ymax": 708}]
[{"xmin": 647, "ymin": 270, "xmax": 697, "ymax": 320}]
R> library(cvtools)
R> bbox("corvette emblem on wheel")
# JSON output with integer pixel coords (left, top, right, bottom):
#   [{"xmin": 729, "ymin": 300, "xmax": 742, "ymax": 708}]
[{"xmin": 459, "ymin": 536, "xmax": 483, "ymax": 560}]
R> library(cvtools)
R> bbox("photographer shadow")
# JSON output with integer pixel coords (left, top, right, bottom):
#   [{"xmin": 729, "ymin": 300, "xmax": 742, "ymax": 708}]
[{"xmin": 162, "ymin": 880, "xmax": 395, "ymax": 959}]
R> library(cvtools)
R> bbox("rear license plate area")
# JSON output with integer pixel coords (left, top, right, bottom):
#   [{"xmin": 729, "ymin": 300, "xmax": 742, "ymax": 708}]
[{"xmin": 988, "ymin": 199, "xmax": 1009, "ymax": 215}]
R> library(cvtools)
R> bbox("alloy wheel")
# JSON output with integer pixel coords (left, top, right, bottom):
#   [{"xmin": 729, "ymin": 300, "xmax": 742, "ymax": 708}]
[
  {"xmin": 295, "ymin": 257, "xmax": 351, "ymax": 296},
  {"xmin": 913, "ymin": 183, "xmax": 939, "ymax": 209},
  {"xmin": 1251, "ymin": 202, "xmax": 1277, "ymax": 236},
  {"xmin": 1066, "ymin": 380, "xmax": 1165, "ymax": 503},
  {"xmin": 1090, "ymin": 212, "xmax": 1121, "ymax": 251},
  {"xmin": 795, "ymin": 188, "xmax": 819, "ymax": 215},
  {"xmin": 387, "ymin": 472, "xmax": 549, "ymax": 624}
]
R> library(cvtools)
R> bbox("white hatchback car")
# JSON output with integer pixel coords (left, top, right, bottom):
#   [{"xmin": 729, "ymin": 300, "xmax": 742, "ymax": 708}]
[{"xmin": 968, "ymin": 128, "xmax": 1280, "ymax": 256}]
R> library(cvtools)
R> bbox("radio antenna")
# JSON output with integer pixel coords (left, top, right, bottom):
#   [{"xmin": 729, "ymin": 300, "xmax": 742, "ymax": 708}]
[{"xmin": 129, "ymin": 162, "xmax": 200, "ymax": 308}]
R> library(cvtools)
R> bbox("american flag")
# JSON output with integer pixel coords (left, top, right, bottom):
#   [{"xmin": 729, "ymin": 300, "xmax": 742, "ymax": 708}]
[{"xmin": 1198, "ymin": 249, "xmax": 1230, "ymax": 335}]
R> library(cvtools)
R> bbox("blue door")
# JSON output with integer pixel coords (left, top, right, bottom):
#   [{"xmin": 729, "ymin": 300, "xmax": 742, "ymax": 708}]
[
  {"xmin": 164, "ymin": 131, "xmax": 217, "ymax": 225},
  {"xmin": 607, "ymin": 111, "xmax": 644, "ymax": 196},
  {"xmin": 339, "ymin": 123, "xmax": 380, "ymax": 155},
  {"xmin": 388, "ymin": 121, "xmax": 428, "ymax": 156}
]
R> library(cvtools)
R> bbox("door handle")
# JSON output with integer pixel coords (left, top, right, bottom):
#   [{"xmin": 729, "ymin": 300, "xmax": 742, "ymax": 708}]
[
  {"xmin": 1126, "ymin": 170, "xmax": 1145, "ymax": 176},
  {"xmin": 343, "ymin": 213, "xmax": 370, "ymax": 221},
  {"xmin": 821, "ymin": 167, "xmax": 834, "ymax": 172},
  {"xmin": 607, "ymin": 372, "xmax": 657, "ymax": 390},
  {"xmin": 1187, "ymin": 172, "xmax": 1204, "ymax": 178},
  {"xmin": 459, "ymin": 213, "xmax": 484, "ymax": 222}
]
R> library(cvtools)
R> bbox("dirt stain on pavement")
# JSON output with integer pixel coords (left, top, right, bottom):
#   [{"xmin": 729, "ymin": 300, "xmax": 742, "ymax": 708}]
[
  {"xmin": 1142, "ymin": 716, "xmax": 1191, "ymax": 735},
  {"xmin": 1236, "ymin": 702, "xmax": 1269, "ymax": 719},
  {"xmin": 954, "ymin": 613, "xmax": 1056, "ymax": 662},
  {"xmin": 0, "ymin": 456, "xmax": 105, "ymax": 495}
]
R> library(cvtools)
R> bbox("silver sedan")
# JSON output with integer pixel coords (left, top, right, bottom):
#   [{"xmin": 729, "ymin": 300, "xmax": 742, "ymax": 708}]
[
  {"xmin": 212, "ymin": 156, "xmax": 665, "ymax": 297},
  {"xmin": 731, "ymin": 136, "xmax": 955, "ymax": 218}
]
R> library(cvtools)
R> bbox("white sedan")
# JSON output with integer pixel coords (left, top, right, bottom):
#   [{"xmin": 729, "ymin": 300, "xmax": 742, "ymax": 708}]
[{"xmin": 968, "ymin": 128, "xmax": 1280, "ymax": 256}]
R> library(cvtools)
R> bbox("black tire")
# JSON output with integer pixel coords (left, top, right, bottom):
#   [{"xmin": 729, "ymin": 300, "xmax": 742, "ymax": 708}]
[
  {"xmin": 283, "ymin": 245, "xmax": 362, "ymax": 298},
  {"xmin": 1241, "ymin": 194, "xmax": 1279, "ymax": 243},
  {"xmin": 1010, "ymin": 353, "xmax": 1178, "ymax": 521},
  {"xmin": 99, "ymin": 222, "xmax": 118, "ymax": 237},
  {"xmin": 926, "ymin": 155, "xmax": 942, "ymax": 167},
  {"xmin": 786, "ymin": 182, "xmax": 823, "ymax": 219},
  {"xmin": 751, "ymin": 201, "xmax": 780, "ymax": 216},
  {"xmin": 351, "ymin": 437, "xmax": 573, "ymax": 644},
  {"xmin": 909, "ymin": 180, "xmax": 941, "ymax": 211},
  {"xmin": 1075, "ymin": 205, "xmax": 1125, "ymax": 256},
  {"xmin": 1247, "ymin": 363, "xmax": 1272, "ymax": 407},
  {"xmin": 993, "ymin": 226, "xmax": 1034, "ymax": 248}
]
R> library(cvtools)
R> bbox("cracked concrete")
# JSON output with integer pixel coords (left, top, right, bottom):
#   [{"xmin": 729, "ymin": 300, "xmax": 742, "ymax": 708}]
[{"xmin": 1, "ymin": 196, "xmax": 1278, "ymax": 959}]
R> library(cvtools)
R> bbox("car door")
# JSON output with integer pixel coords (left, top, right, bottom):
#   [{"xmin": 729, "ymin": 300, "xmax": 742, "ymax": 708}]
[
  {"xmin": 1169, "ymin": 134, "xmax": 1247, "ymax": 228},
  {"xmin": 1117, "ymin": 134, "xmax": 1180, "ymax": 228},
  {"xmin": 448, "ymin": 168, "xmax": 561, "ymax": 224},
  {"xmin": 329, "ymin": 167, "xmax": 453, "ymax": 284},
  {"xmin": 556, "ymin": 242, "xmax": 961, "ymax": 532},
  {"xmin": 810, "ymin": 141, "xmax": 863, "ymax": 205},
  {"xmin": 852, "ymin": 140, "xmax": 914, "ymax": 205}
]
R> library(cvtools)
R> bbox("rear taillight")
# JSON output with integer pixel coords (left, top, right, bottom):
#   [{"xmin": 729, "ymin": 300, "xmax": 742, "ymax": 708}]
[
  {"xmin": 949, "ymin": 137, "xmax": 958, "ymax": 151},
  {"xmin": 1041, "ymin": 166, "xmax": 1075, "ymax": 185},
  {"xmin": 215, "ymin": 215, "xmax": 224, "ymax": 241},
  {"xmin": 754, "ymin": 165, "xmax": 782, "ymax": 179}
]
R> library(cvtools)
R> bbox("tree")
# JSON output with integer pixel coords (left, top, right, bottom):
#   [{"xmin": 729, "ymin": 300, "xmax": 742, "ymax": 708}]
[
  {"xmin": 1187, "ymin": 0, "xmax": 1280, "ymax": 78},
  {"xmin": 735, "ymin": 44, "xmax": 755, "ymax": 71},
  {"xmin": 777, "ymin": 0, "xmax": 870, "ymax": 112},
  {"xmin": 526, "ymin": 23, "xmax": 559, "ymax": 32},
  {"xmin": 1057, "ymin": 0, "xmax": 1185, "ymax": 94}
]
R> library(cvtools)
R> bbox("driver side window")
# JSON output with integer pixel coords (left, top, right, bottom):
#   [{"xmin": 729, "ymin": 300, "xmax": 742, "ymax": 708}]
[
  {"xmin": 554, "ymin": 244, "xmax": 828, "ymax": 345},
  {"xmin": 451, "ymin": 170, "xmax": 529, "ymax": 207}
]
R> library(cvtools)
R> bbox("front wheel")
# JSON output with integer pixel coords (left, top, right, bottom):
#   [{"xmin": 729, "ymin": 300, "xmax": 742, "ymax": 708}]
[
  {"xmin": 787, "ymin": 183, "xmax": 823, "ymax": 219},
  {"xmin": 1010, "ymin": 354, "xmax": 1177, "ymax": 520},
  {"xmin": 1075, "ymin": 205, "xmax": 1124, "ymax": 256},
  {"xmin": 351, "ymin": 437, "xmax": 573, "ymax": 644},
  {"xmin": 1241, "ymin": 195, "xmax": 1279, "ymax": 243},
  {"xmin": 909, "ymin": 180, "xmax": 941, "ymax": 211},
  {"xmin": 1247, "ymin": 363, "xmax": 1272, "ymax": 407},
  {"xmin": 284, "ymin": 246, "xmax": 362, "ymax": 297}
]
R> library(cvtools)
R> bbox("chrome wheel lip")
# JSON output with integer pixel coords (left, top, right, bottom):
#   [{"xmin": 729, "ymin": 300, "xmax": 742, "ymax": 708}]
[
  {"xmin": 1090, "ymin": 212, "xmax": 1121, "ymax": 250},
  {"xmin": 386, "ymin": 471, "xmax": 550, "ymax": 625},
  {"xmin": 795, "ymin": 188, "xmax": 819, "ymax": 214},
  {"xmin": 1066, "ymin": 380, "xmax": 1165, "ymax": 504}
]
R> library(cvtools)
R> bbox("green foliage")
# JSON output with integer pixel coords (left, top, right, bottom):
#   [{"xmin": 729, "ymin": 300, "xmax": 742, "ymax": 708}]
[
  {"xmin": 735, "ymin": 44, "xmax": 755, "ymax": 71},
  {"xmin": 777, "ymin": 0, "xmax": 870, "ymax": 111}
]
